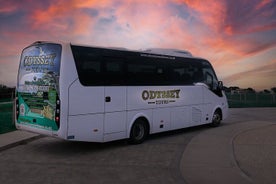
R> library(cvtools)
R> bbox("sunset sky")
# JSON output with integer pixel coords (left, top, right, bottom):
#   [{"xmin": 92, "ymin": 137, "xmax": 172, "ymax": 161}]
[{"xmin": 0, "ymin": 0, "xmax": 275, "ymax": 91}]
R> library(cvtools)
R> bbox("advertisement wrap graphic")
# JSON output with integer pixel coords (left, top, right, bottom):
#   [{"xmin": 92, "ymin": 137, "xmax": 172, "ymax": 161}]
[{"xmin": 17, "ymin": 44, "xmax": 61, "ymax": 131}]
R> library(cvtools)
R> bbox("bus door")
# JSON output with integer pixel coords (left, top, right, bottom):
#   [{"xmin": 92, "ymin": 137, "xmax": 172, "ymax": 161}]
[
  {"xmin": 103, "ymin": 59, "xmax": 127, "ymax": 142},
  {"xmin": 104, "ymin": 87, "xmax": 127, "ymax": 141},
  {"xmin": 201, "ymin": 65, "xmax": 222, "ymax": 123}
]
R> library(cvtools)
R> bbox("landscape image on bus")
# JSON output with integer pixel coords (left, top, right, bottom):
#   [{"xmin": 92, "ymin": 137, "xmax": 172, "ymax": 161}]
[{"xmin": 16, "ymin": 41, "xmax": 228, "ymax": 144}]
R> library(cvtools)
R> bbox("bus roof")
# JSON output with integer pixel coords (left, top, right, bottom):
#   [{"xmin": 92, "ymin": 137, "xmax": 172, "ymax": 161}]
[
  {"xmin": 29, "ymin": 41, "xmax": 205, "ymax": 60},
  {"xmin": 142, "ymin": 48, "xmax": 193, "ymax": 57}
]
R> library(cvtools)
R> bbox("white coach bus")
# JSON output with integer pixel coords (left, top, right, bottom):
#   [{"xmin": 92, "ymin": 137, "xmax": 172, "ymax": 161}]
[{"xmin": 15, "ymin": 41, "xmax": 228, "ymax": 144}]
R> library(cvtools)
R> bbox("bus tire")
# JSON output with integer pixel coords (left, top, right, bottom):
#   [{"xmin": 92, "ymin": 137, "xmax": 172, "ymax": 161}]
[
  {"xmin": 210, "ymin": 109, "xmax": 221, "ymax": 127},
  {"xmin": 129, "ymin": 119, "xmax": 149, "ymax": 144}
]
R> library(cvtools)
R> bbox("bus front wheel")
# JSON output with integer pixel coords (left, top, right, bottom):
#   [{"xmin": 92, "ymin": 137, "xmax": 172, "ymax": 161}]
[
  {"xmin": 129, "ymin": 119, "xmax": 149, "ymax": 144},
  {"xmin": 210, "ymin": 109, "xmax": 221, "ymax": 127}
]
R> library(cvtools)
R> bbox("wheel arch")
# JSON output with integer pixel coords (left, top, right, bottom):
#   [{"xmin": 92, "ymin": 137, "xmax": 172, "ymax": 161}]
[
  {"xmin": 127, "ymin": 113, "xmax": 151, "ymax": 138},
  {"xmin": 210, "ymin": 106, "xmax": 223, "ymax": 127}
]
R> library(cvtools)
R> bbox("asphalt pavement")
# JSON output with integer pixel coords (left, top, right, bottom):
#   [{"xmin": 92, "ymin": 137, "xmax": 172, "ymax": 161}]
[
  {"xmin": 181, "ymin": 108, "xmax": 276, "ymax": 184},
  {"xmin": 0, "ymin": 108, "xmax": 275, "ymax": 184}
]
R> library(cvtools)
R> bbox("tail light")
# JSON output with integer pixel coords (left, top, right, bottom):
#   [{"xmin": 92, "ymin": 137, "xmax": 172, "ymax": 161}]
[
  {"xmin": 55, "ymin": 97, "xmax": 60, "ymax": 128},
  {"xmin": 16, "ymin": 96, "xmax": 19, "ymax": 119}
]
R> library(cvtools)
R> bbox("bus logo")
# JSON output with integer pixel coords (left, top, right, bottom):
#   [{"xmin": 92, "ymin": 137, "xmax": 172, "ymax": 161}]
[
  {"xmin": 142, "ymin": 89, "xmax": 180, "ymax": 104},
  {"xmin": 23, "ymin": 54, "xmax": 56, "ymax": 66}
]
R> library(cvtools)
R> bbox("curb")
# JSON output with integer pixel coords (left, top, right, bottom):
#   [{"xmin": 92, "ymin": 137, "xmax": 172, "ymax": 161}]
[{"xmin": 0, "ymin": 131, "xmax": 44, "ymax": 152}]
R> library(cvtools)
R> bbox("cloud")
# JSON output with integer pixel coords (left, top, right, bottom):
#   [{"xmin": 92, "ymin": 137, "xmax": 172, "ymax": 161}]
[
  {"xmin": 224, "ymin": 0, "xmax": 276, "ymax": 35},
  {"xmin": 175, "ymin": 0, "xmax": 227, "ymax": 33},
  {"xmin": 223, "ymin": 60, "xmax": 276, "ymax": 89},
  {"xmin": 29, "ymin": 1, "xmax": 94, "ymax": 37},
  {"xmin": 171, "ymin": 0, "xmax": 276, "ymax": 58},
  {"xmin": 221, "ymin": 0, "xmax": 276, "ymax": 56},
  {"xmin": 0, "ymin": 0, "xmax": 275, "ymax": 89}
]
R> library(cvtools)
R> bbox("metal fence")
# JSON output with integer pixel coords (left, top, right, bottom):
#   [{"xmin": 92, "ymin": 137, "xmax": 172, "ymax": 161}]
[
  {"xmin": 0, "ymin": 101, "xmax": 15, "ymax": 134},
  {"xmin": 0, "ymin": 92, "xmax": 15, "ymax": 102},
  {"xmin": 226, "ymin": 93, "xmax": 276, "ymax": 108}
]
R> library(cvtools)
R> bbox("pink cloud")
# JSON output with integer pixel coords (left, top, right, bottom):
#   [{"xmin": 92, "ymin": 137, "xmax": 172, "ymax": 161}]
[
  {"xmin": 0, "ymin": 1, "xmax": 20, "ymax": 14},
  {"xmin": 224, "ymin": 0, "xmax": 276, "ymax": 34},
  {"xmin": 255, "ymin": 0, "xmax": 273, "ymax": 10},
  {"xmin": 174, "ymin": 0, "xmax": 227, "ymax": 33},
  {"xmin": 223, "ymin": 60, "xmax": 276, "ymax": 90},
  {"xmin": 0, "ymin": 0, "xmax": 275, "ymax": 89},
  {"xmin": 0, "ymin": 6, "xmax": 17, "ymax": 14},
  {"xmin": 30, "ymin": 1, "xmax": 85, "ymax": 35}
]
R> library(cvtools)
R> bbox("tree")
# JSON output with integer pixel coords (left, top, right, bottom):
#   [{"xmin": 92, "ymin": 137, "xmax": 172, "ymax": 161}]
[
  {"xmin": 0, "ymin": 84, "xmax": 7, "ymax": 89},
  {"xmin": 263, "ymin": 89, "xmax": 271, "ymax": 94},
  {"xmin": 0, "ymin": 84, "xmax": 15, "ymax": 99},
  {"xmin": 223, "ymin": 86, "xmax": 231, "ymax": 93},
  {"xmin": 246, "ymin": 88, "xmax": 255, "ymax": 93},
  {"xmin": 271, "ymin": 87, "xmax": 276, "ymax": 94}
]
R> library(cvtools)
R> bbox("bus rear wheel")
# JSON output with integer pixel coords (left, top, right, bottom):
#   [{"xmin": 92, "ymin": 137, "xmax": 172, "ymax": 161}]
[
  {"xmin": 129, "ymin": 119, "xmax": 149, "ymax": 144},
  {"xmin": 210, "ymin": 109, "xmax": 221, "ymax": 127}
]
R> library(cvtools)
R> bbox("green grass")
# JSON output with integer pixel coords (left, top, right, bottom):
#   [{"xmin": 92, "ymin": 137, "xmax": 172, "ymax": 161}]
[{"xmin": 0, "ymin": 102, "xmax": 16, "ymax": 134}]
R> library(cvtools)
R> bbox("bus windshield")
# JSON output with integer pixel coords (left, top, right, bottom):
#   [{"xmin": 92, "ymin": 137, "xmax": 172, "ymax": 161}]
[{"xmin": 17, "ymin": 43, "xmax": 61, "ymax": 131}]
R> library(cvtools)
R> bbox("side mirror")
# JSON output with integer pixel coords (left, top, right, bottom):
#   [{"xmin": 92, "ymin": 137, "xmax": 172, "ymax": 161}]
[{"xmin": 218, "ymin": 81, "xmax": 223, "ymax": 90}]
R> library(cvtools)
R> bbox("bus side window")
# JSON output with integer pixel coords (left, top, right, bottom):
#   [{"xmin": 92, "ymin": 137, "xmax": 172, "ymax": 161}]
[
  {"xmin": 192, "ymin": 70, "xmax": 204, "ymax": 83},
  {"xmin": 205, "ymin": 72, "xmax": 213, "ymax": 89},
  {"xmin": 105, "ymin": 59, "xmax": 125, "ymax": 86},
  {"xmin": 80, "ymin": 60, "xmax": 103, "ymax": 86},
  {"xmin": 127, "ymin": 63, "xmax": 155, "ymax": 85}
]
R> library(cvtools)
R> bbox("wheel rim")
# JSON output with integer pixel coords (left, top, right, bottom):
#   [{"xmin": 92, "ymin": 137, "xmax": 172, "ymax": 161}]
[
  {"xmin": 133, "ymin": 123, "xmax": 145, "ymax": 140},
  {"xmin": 212, "ymin": 112, "xmax": 221, "ymax": 124}
]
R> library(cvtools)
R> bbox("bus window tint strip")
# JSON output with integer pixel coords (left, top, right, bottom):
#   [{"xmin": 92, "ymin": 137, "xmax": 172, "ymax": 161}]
[{"xmin": 71, "ymin": 45, "xmax": 219, "ymax": 87}]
